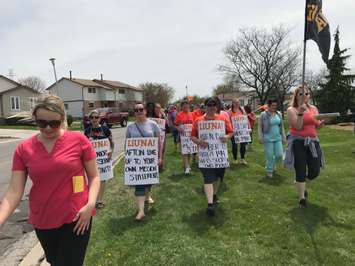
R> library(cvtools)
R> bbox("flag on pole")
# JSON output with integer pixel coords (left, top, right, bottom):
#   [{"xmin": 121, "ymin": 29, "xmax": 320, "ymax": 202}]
[{"xmin": 305, "ymin": 0, "xmax": 331, "ymax": 63}]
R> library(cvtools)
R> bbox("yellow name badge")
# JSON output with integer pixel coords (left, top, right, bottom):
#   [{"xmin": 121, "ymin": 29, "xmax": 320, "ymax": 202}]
[{"xmin": 72, "ymin": 176, "xmax": 84, "ymax": 193}]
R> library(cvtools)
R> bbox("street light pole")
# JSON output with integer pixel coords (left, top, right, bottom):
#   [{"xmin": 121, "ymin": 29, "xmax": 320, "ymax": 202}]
[{"xmin": 49, "ymin": 58, "xmax": 58, "ymax": 94}]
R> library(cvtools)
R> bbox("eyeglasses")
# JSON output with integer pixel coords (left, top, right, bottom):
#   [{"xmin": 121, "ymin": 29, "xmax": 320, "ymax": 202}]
[
  {"xmin": 90, "ymin": 116, "xmax": 100, "ymax": 119},
  {"xmin": 298, "ymin": 93, "xmax": 309, "ymax": 96},
  {"xmin": 134, "ymin": 108, "xmax": 144, "ymax": 113},
  {"xmin": 36, "ymin": 119, "xmax": 61, "ymax": 129}
]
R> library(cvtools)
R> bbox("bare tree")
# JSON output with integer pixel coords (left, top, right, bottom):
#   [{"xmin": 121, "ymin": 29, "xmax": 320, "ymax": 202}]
[
  {"xmin": 139, "ymin": 82, "xmax": 175, "ymax": 108},
  {"xmin": 18, "ymin": 76, "xmax": 46, "ymax": 92},
  {"xmin": 219, "ymin": 25, "xmax": 301, "ymax": 108}
]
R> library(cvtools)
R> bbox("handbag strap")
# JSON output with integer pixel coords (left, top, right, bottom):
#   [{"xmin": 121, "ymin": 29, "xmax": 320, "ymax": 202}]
[{"xmin": 134, "ymin": 123, "xmax": 146, "ymax": 138}]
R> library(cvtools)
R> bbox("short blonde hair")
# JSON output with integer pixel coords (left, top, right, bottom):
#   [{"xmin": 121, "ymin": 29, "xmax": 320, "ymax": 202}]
[{"xmin": 32, "ymin": 95, "xmax": 66, "ymax": 119}]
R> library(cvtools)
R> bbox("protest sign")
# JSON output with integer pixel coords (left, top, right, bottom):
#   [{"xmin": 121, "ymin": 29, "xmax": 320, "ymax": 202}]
[
  {"xmin": 149, "ymin": 118, "xmax": 166, "ymax": 148},
  {"xmin": 198, "ymin": 120, "xmax": 229, "ymax": 168},
  {"xmin": 180, "ymin": 124, "xmax": 198, "ymax": 155},
  {"xmin": 232, "ymin": 115, "xmax": 251, "ymax": 143},
  {"xmin": 124, "ymin": 137, "xmax": 159, "ymax": 185},
  {"xmin": 91, "ymin": 138, "xmax": 113, "ymax": 181}
]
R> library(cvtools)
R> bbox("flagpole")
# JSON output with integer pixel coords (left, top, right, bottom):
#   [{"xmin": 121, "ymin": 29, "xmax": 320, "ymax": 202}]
[{"xmin": 301, "ymin": 0, "xmax": 308, "ymax": 104}]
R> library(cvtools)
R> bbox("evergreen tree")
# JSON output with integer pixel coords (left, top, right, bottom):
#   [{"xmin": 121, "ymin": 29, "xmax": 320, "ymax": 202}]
[{"xmin": 317, "ymin": 28, "xmax": 355, "ymax": 117}]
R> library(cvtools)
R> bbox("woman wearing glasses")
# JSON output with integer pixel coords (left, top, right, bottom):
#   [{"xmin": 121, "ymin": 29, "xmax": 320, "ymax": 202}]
[
  {"xmin": 285, "ymin": 86, "xmax": 325, "ymax": 208},
  {"xmin": 191, "ymin": 97, "xmax": 233, "ymax": 216},
  {"xmin": 84, "ymin": 110, "xmax": 114, "ymax": 209},
  {"xmin": 125, "ymin": 103, "xmax": 162, "ymax": 221},
  {"xmin": 0, "ymin": 95, "xmax": 100, "ymax": 266}
]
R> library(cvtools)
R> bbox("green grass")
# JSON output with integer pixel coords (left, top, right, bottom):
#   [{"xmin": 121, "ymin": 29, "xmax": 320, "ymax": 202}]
[{"xmin": 85, "ymin": 127, "xmax": 355, "ymax": 266}]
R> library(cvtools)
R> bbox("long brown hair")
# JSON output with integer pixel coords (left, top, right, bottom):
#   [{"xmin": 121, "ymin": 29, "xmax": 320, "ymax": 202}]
[{"xmin": 290, "ymin": 86, "xmax": 310, "ymax": 108}]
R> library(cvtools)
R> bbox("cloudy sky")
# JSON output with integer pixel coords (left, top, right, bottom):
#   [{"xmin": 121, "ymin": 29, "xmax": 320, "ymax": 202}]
[{"xmin": 1, "ymin": 0, "xmax": 354, "ymax": 99}]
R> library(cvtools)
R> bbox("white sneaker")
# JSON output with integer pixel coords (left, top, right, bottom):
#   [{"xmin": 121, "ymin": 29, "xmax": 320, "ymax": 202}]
[
  {"xmin": 184, "ymin": 167, "xmax": 191, "ymax": 175},
  {"xmin": 241, "ymin": 159, "xmax": 248, "ymax": 165},
  {"xmin": 266, "ymin": 172, "xmax": 273, "ymax": 178}
]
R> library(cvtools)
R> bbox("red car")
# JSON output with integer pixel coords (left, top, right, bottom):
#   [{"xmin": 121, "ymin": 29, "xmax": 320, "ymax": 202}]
[{"xmin": 83, "ymin": 107, "xmax": 129, "ymax": 128}]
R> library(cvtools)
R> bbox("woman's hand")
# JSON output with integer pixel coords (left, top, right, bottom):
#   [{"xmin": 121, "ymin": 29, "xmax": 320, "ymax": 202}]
[
  {"xmin": 318, "ymin": 119, "xmax": 325, "ymax": 128},
  {"xmin": 198, "ymin": 140, "xmax": 209, "ymax": 149},
  {"xmin": 107, "ymin": 151, "xmax": 113, "ymax": 160},
  {"xmin": 73, "ymin": 203, "xmax": 94, "ymax": 235},
  {"xmin": 219, "ymin": 135, "xmax": 229, "ymax": 143},
  {"xmin": 299, "ymin": 104, "xmax": 308, "ymax": 114},
  {"xmin": 158, "ymin": 158, "xmax": 162, "ymax": 166}
]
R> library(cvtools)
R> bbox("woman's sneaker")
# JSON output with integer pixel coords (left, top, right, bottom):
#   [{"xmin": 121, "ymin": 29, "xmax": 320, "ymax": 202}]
[
  {"xmin": 184, "ymin": 167, "xmax": 191, "ymax": 175},
  {"xmin": 206, "ymin": 205, "xmax": 215, "ymax": 216},
  {"xmin": 299, "ymin": 198, "xmax": 307, "ymax": 208}
]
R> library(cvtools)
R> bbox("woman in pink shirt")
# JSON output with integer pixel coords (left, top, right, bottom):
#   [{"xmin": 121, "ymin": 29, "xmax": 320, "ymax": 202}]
[
  {"xmin": 286, "ymin": 86, "xmax": 325, "ymax": 208},
  {"xmin": 0, "ymin": 95, "xmax": 100, "ymax": 266}
]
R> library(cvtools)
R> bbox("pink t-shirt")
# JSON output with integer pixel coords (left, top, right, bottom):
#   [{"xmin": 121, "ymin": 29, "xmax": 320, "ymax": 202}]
[
  {"xmin": 290, "ymin": 107, "xmax": 318, "ymax": 138},
  {"xmin": 12, "ymin": 131, "xmax": 96, "ymax": 229}
]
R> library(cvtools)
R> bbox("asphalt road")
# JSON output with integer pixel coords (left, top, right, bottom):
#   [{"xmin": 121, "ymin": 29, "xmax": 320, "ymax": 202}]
[{"xmin": 0, "ymin": 125, "xmax": 127, "ymax": 257}]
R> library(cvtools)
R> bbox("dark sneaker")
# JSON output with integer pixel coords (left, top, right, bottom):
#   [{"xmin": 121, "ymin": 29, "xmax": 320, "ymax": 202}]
[
  {"xmin": 206, "ymin": 206, "xmax": 215, "ymax": 216},
  {"xmin": 304, "ymin": 190, "xmax": 308, "ymax": 198},
  {"xmin": 299, "ymin": 198, "xmax": 307, "ymax": 208},
  {"xmin": 213, "ymin": 195, "xmax": 219, "ymax": 205}
]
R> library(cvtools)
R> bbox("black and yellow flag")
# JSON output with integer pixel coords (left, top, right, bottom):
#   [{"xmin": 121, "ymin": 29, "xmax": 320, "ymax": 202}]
[{"xmin": 305, "ymin": 0, "xmax": 331, "ymax": 63}]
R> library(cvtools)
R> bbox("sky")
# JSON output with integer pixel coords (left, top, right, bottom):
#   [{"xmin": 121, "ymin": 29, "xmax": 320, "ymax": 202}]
[{"xmin": 1, "ymin": 0, "xmax": 354, "ymax": 100}]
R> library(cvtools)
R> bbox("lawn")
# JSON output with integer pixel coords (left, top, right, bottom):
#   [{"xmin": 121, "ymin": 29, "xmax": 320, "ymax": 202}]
[{"xmin": 85, "ymin": 127, "xmax": 355, "ymax": 266}]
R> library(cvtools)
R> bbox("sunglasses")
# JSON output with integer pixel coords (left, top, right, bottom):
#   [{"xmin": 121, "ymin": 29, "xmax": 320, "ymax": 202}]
[
  {"xmin": 36, "ymin": 119, "xmax": 61, "ymax": 129},
  {"xmin": 134, "ymin": 108, "xmax": 144, "ymax": 113},
  {"xmin": 90, "ymin": 116, "xmax": 100, "ymax": 119},
  {"xmin": 298, "ymin": 93, "xmax": 309, "ymax": 96}
]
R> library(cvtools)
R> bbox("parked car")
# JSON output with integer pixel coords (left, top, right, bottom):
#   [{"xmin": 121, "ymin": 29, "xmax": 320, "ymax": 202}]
[{"xmin": 83, "ymin": 107, "xmax": 129, "ymax": 128}]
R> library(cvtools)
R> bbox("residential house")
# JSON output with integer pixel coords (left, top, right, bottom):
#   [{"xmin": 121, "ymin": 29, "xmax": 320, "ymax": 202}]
[
  {"xmin": 0, "ymin": 75, "xmax": 41, "ymax": 120},
  {"xmin": 46, "ymin": 75, "xmax": 143, "ymax": 118},
  {"xmin": 217, "ymin": 88, "xmax": 259, "ymax": 110}
]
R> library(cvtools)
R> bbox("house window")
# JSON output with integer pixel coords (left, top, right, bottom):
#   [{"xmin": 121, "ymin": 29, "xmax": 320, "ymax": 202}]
[
  {"xmin": 248, "ymin": 99, "xmax": 252, "ymax": 106},
  {"xmin": 11, "ymin": 96, "xmax": 20, "ymax": 111},
  {"xmin": 64, "ymin": 104, "xmax": 68, "ymax": 110},
  {"xmin": 119, "ymin": 89, "xmax": 125, "ymax": 94},
  {"xmin": 88, "ymin": 88, "xmax": 96, "ymax": 93},
  {"xmin": 29, "ymin": 97, "xmax": 37, "ymax": 109},
  {"xmin": 88, "ymin": 102, "xmax": 95, "ymax": 108},
  {"xmin": 240, "ymin": 99, "xmax": 245, "ymax": 106}
]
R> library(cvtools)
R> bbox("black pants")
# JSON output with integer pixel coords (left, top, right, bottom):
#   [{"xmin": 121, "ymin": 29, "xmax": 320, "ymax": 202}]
[
  {"xmin": 293, "ymin": 139, "xmax": 321, "ymax": 182},
  {"xmin": 35, "ymin": 221, "xmax": 92, "ymax": 266},
  {"xmin": 231, "ymin": 138, "xmax": 247, "ymax": 160}
]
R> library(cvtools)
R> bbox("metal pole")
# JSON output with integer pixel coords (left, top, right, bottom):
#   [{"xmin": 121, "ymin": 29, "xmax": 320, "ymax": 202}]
[
  {"xmin": 301, "ymin": 0, "xmax": 308, "ymax": 105},
  {"xmin": 185, "ymin": 85, "xmax": 188, "ymax": 99},
  {"xmin": 49, "ymin": 58, "xmax": 58, "ymax": 95}
]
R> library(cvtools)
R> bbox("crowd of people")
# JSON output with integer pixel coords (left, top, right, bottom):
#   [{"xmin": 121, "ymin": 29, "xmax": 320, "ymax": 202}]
[{"xmin": 0, "ymin": 85, "xmax": 325, "ymax": 265}]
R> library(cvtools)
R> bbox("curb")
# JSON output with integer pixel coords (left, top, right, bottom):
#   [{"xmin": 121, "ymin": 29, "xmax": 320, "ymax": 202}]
[{"xmin": 16, "ymin": 152, "xmax": 125, "ymax": 266}]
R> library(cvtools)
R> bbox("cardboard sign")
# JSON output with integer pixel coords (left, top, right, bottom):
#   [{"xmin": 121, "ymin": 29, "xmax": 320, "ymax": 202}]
[
  {"xmin": 180, "ymin": 124, "xmax": 198, "ymax": 155},
  {"xmin": 198, "ymin": 120, "xmax": 229, "ymax": 168},
  {"xmin": 149, "ymin": 118, "xmax": 166, "ymax": 149},
  {"xmin": 91, "ymin": 138, "xmax": 113, "ymax": 181},
  {"xmin": 124, "ymin": 137, "xmax": 159, "ymax": 185},
  {"xmin": 232, "ymin": 116, "xmax": 251, "ymax": 143}
]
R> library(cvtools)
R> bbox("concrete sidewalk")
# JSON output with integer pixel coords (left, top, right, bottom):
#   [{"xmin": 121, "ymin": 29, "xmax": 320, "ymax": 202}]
[{"xmin": 0, "ymin": 129, "xmax": 38, "ymax": 140}]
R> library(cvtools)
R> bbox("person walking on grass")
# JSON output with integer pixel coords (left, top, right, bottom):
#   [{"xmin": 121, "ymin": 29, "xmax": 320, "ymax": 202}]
[
  {"xmin": 191, "ymin": 97, "xmax": 233, "ymax": 216},
  {"xmin": 0, "ymin": 95, "xmax": 100, "ymax": 266},
  {"xmin": 258, "ymin": 99, "xmax": 286, "ymax": 178},
  {"xmin": 228, "ymin": 98, "xmax": 249, "ymax": 165},
  {"xmin": 84, "ymin": 109, "xmax": 114, "ymax": 209},
  {"xmin": 175, "ymin": 101, "xmax": 195, "ymax": 175},
  {"xmin": 285, "ymin": 86, "xmax": 325, "ymax": 208},
  {"xmin": 244, "ymin": 105, "xmax": 256, "ymax": 150},
  {"xmin": 168, "ymin": 105, "xmax": 179, "ymax": 151},
  {"xmin": 125, "ymin": 103, "xmax": 162, "ymax": 221}
]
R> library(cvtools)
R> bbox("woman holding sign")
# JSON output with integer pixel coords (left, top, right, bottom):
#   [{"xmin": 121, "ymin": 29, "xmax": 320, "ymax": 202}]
[
  {"xmin": 175, "ymin": 101, "xmax": 195, "ymax": 175},
  {"xmin": 0, "ymin": 95, "xmax": 100, "ymax": 266},
  {"xmin": 258, "ymin": 100, "xmax": 286, "ymax": 178},
  {"xmin": 125, "ymin": 103, "xmax": 162, "ymax": 221},
  {"xmin": 285, "ymin": 86, "xmax": 325, "ymax": 208},
  {"xmin": 229, "ymin": 98, "xmax": 250, "ymax": 165},
  {"xmin": 84, "ymin": 110, "xmax": 114, "ymax": 209},
  {"xmin": 191, "ymin": 97, "xmax": 233, "ymax": 216}
]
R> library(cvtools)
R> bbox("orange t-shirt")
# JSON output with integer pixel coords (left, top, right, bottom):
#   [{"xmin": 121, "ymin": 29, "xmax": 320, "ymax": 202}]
[
  {"xmin": 192, "ymin": 109, "xmax": 204, "ymax": 121},
  {"xmin": 175, "ymin": 111, "xmax": 194, "ymax": 126},
  {"xmin": 191, "ymin": 114, "xmax": 233, "ymax": 138}
]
